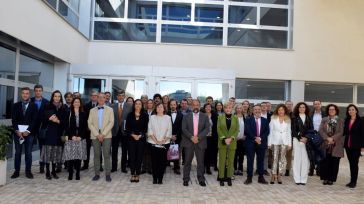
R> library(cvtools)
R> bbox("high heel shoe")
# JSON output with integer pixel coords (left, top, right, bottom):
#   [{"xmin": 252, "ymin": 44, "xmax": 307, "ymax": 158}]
[
  {"xmin": 130, "ymin": 176, "xmax": 135, "ymax": 183},
  {"xmin": 135, "ymin": 176, "xmax": 140, "ymax": 183},
  {"xmin": 227, "ymin": 178, "xmax": 232, "ymax": 186},
  {"xmin": 270, "ymin": 174, "xmax": 276, "ymax": 184},
  {"xmin": 277, "ymin": 174, "xmax": 282, "ymax": 184}
]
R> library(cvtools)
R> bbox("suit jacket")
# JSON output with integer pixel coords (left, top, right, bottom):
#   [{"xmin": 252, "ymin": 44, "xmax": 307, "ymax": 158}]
[
  {"xmin": 292, "ymin": 115, "xmax": 314, "ymax": 140},
  {"xmin": 11, "ymin": 101, "xmax": 38, "ymax": 134},
  {"xmin": 30, "ymin": 97, "xmax": 49, "ymax": 131},
  {"xmin": 87, "ymin": 106, "xmax": 114, "ymax": 139},
  {"xmin": 65, "ymin": 110, "xmax": 88, "ymax": 139},
  {"xmin": 343, "ymin": 117, "xmax": 364, "ymax": 149},
  {"xmin": 217, "ymin": 114, "xmax": 240, "ymax": 150},
  {"xmin": 319, "ymin": 117, "xmax": 344, "ymax": 157},
  {"xmin": 42, "ymin": 103, "xmax": 66, "ymax": 146},
  {"xmin": 181, "ymin": 112, "xmax": 211, "ymax": 149},
  {"xmin": 112, "ymin": 102, "xmax": 132, "ymax": 136},
  {"xmin": 244, "ymin": 116, "xmax": 270, "ymax": 148},
  {"xmin": 268, "ymin": 116, "xmax": 292, "ymax": 147},
  {"xmin": 168, "ymin": 110, "xmax": 183, "ymax": 144}
]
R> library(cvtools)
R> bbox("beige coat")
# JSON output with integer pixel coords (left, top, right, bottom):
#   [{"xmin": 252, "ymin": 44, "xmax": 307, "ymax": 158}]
[
  {"xmin": 319, "ymin": 117, "xmax": 344, "ymax": 158},
  {"xmin": 88, "ymin": 106, "xmax": 114, "ymax": 140}
]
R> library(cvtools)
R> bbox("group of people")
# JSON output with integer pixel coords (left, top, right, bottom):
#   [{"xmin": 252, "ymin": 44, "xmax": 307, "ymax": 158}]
[{"xmin": 10, "ymin": 85, "xmax": 364, "ymax": 188}]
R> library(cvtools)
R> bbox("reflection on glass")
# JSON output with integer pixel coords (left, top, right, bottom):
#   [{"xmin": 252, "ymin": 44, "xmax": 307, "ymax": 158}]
[
  {"xmin": 235, "ymin": 79, "xmax": 285, "ymax": 100},
  {"xmin": 197, "ymin": 83, "xmax": 229, "ymax": 102},
  {"xmin": 46, "ymin": 0, "xmax": 57, "ymax": 9},
  {"xmin": 94, "ymin": 22, "xmax": 156, "ymax": 42},
  {"xmin": 161, "ymin": 25, "xmax": 223, "ymax": 45},
  {"xmin": 228, "ymin": 28, "xmax": 287, "ymax": 48},
  {"xmin": 59, "ymin": 0, "xmax": 79, "ymax": 28},
  {"xmin": 357, "ymin": 85, "xmax": 364, "ymax": 104},
  {"xmin": 229, "ymin": 6, "xmax": 257, "ymax": 25},
  {"xmin": 162, "ymin": 3, "xmax": 191, "ymax": 21},
  {"xmin": 260, "ymin": 7, "xmax": 288, "ymax": 27},
  {"xmin": 73, "ymin": 78, "xmax": 106, "ymax": 102},
  {"xmin": 195, "ymin": 4, "xmax": 223, "ymax": 23},
  {"xmin": 19, "ymin": 54, "xmax": 54, "ymax": 87},
  {"xmin": 0, "ymin": 85, "xmax": 14, "ymax": 119},
  {"xmin": 67, "ymin": 0, "xmax": 80, "ymax": 12},
  {"xmin": 0, "ymin": 44, "xmax": 16, "ymax": 80},
  {"xmin": 305, "ymin": 83, "xmax": 354, "ymax": 103},
  {"xmin": 159, "ymin": 81, "xmax": 191, "ymax": 102},
  {"xmin": 129, "ymin": 0, "xmax": 157, "ymax": 19},
  {"xmin": 95, "ymin": 0, "xmax": 125, "ymax": 17},
  {"xmin": 111, "ymin": 79, "xmax": 144, "ymax": 102},
  {"xmin": 229, "ymin": 0, "xmax": 288, "ymax": 5}
]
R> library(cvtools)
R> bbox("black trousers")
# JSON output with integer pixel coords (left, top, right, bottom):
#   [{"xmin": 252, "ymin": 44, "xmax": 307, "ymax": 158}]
[
  {"xmin": 142, "ymin": 143, "xmax": 152, "ymax": 172},
  {"xmin": 204, "ymin": 138, "xmax": 218, "ymax": 169},
  {"xmin": 68, "ymin": 160, "xmax": 81, "ymax": 176},
  {"xmin": 320, "ymin": 153, "xmax": 340, "ymax": 182},
  {"xmin": 346, "ymin": 148, "xmax": 361, "ymax": 184},
  {"xmin": 234, "ymin": 140, "xmax": 245, "ymax": 171},
  {"xmin": 128, "ymin": 140, "xmax": 145, "ymax": 175},
  {"xmin": 151, "ymin": 144, "xmax": 169, "ymax": 181},
  {"xmin": 111, "ymin": 129, "xmax": 128, "ymax": 170}
]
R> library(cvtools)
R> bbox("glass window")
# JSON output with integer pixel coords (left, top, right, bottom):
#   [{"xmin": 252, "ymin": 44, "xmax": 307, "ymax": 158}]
[
  {"xmin": 19, "ymin": 53, "xmax": 54, "ymax": 87},
  {"xmin": 128, "ymin": 0, "xmax": 157, "ymax": 19},
  {"xmin": 0, "ymin": 85, "xmax": 14, "ymax": 119},
  {"xmin": 95, "ymin": 0, "xmax": 125, "ymax": 18},
  {"xmin": 159, "ymin": 81, "xmax": 191, "ymax": 102},
  {"xmin": 46, "ymin": 0, "xmax": 57, "ymax": 9},
  {"xmin": 73, "ymin": 78, "xmax": 106, "ymax": 102},
  {"xmin": 195, "ymin": 4, "xmax": 224, "ymax": 23},
  {"xmin": 0, "ymin": 44, "xmax": 16, "ymax": 80},
  {"xmin": 111, "ymin": 79, "xmax": 144, "ymax": 102},
  {"xmin": 94, "ymin": 22, "xmax": 156, "ymax": 42},
  {"xmin": 197, "ymin": 82, "xmax": 229, "ymax": 102},
  {"xmin": 59, "ymin": 0, "xmax": 79, "ymax": 28},
  {"xmin": 235, "ymin": 79, "xmax": 286, "ymax": 100},
  {"xmin": 229, "ymin": 6, "xmax": 257, "ymax": 25},
  {"xmin": 260, "ymin": 7, "xmax": 288, "ymax": 27},
  {"xmin": 229, "ymin": 0, "xmax": 288, "ymax": 5},
  {"xmin": 357, "ymin": 85, "xmax": 364, "ymax": 104},
  {"xmin": 161, "ymin": 25, "xmax": 223, "ymax": 45},
  {"xmin": 66, "ymin": 0, "xmax": 80, "ymax": 12},
  {"xmin": 162, "ymin": 3, "xmax": 191, "ymax": 21},
  {"xmin": 304, "ymin": 83, "xmax": 353, "ymax": 103},
  {"xmin": 228, "ymin": 29, "xmax": 287, "ymax": 48}
]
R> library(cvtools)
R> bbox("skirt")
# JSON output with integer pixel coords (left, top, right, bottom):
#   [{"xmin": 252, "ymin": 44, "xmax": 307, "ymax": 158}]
[
  {"xmin": 62, "ymin": 139, "xmax": 87, "ymax": 161},
  {"xmin": 41, "ymin": 145, "xmax": 63, "ymax": 163}
]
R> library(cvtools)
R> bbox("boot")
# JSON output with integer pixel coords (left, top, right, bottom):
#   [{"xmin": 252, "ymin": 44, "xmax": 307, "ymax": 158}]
[
  {"xmin": 51, "ymin": 163, "xmax": 59, "ymax": 179},
  {"xmin": 46, "ymin": 164, "xmax": 52, "ymax": 180}
]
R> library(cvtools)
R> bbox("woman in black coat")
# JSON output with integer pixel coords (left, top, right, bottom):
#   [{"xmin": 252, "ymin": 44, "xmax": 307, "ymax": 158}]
[
  {"xmin": 343, "ymin": 104, "xmax": 364, "ymax": 188},
  {"xmin": 64, "ymin": 97, "xmax": 88, "ymax": 180},
  {"xmin": 203, "ymin": 103, "xmax": 218, "ymax": 174},
  {"xmin": 41, "ymin": 90, "xmax": 66, "ymax": 180}
]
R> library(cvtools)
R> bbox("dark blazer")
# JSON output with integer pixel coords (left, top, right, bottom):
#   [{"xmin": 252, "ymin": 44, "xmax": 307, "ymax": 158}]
[
  {"xmin": 30, "ymin": 97, "xmax": 49, "ymax": 131},
  {"xmin": 343, "ymin": 117, "xmax": 364, "ymax": 149},
  {"xmin": 125, "ymin": 111, "xmax": 149, "ymax": 141},
  {"xmin": 65, "ymin": 110, "xmax": 88, "ymax": 140},
  {"xmin": 11, "ymin": 101, "xmax": 38, "ymax": 134},
  {"xmin": 167, "ymin": 110, "xmax": 183, "ymax": 144},
  {"xmin": 181, "ymin": 112, "xmax": 211, "ymax": 149},
  {"xmin": 42, "ymin": 103, "xmax": 66, "ymax": 146},
  {"xmin": 244, "ymin": 116, "xmax": 270, "ymax": 148},
  {"xmin": 84, "ymin": 101, "xmax": 98, "ymax": 117},
  {"xmin": 112, "ymin": 102, "xmax": 132, "ymax": 136},
  {"xmin": 292, "ymin": 115, "xmax": 314, "ymax": 140},
  {"xmin": 210, "ymin": 112, "xmax": 218, "ymax": 141}
]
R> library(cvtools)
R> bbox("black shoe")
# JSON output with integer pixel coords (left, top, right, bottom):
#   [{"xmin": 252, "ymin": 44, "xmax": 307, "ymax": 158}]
[
  {"xmin": 244, "ymin": 177, "xmax": 252, "ymax": 185},
  {"xmin": 100, "ymin": 167, "xmax": 104, "ymax": 172},
  {"xmin": 25, "ymin": 171, "xmax": 34, "ymax": 179},
  {"xmin": 111, "ymin": 168, "xmax": 117, "ymax": 173},
  {"xmin": 68, "ymin": 174, "xmax": 73, "ymax": 180},
  {"xmin": 46, "ymin": 173, "xmax": 52, "ymax": 180},
  {"xmin": 158, "ymin": 180, "xmax": 163, "ymax": 185},
  {"xmin": 75, "ymin": 173, "xmax": 80, "ymax": 180},
  {"xmin": 227, "ymin": 178, "xmax": 232, "ymax": 186},
  {"xmin": 300, "ymin": 183, "xmax": 306, "ymax": 185},
  {"xmin": 106, "ymin": 175, "xmax": 112, "ymax": 182},
  {"xmin": 206, "ymin": 168, "xmax": 212, "ymax": 175},
  {"xmin": 236, "ymin": 170, "xmax": 243, "ymax": 176},
  {"xmin": 308, "ymin": 169, "xmax": 314, "ymax": 176},
  {"xmin": 183, "ymin": 181, "xmax": 189, "ymax": 186},
  {"xmin": 121, "ymin": 169, "xmax": 128, "ymax": 173},
  {"xmin": 323, "ymin": 180, "xmax": 328, "ymax": 185},
  {"xmin": 51, "ymin": 172, "xmax": 59, "ymax": 179},
  {"xmin": 327, "ymin": 181, "xmax": 333, "ymax": 185},
  {"xmin": 174, "ymin": 169, "xmax": 181, "ymax": 175},
  {"xmin": 40, "ymin": 166, "xmax": 45, "ymax": 174},
  {"xmin": 347, "ymin": 182, "xmax": 356, "ymax": 188},
  {"xmin": 199, "ymin": 181, "xmax": 206, "ymax": 187},
  {"xmin": 153, "ymin": 178, "xmax": 158, "ymax": 184},
  {"xmin": 316, "ymin": 170, "xmax": 320, "ymax": 176},
  {"xmin": 285, "ymin": 170, "xmax": 290, "ymax": 176},
  {"xmin": 258, "ymin": 176, "xmax": 268, "ymax": 184},
  {"xmin": 92, "ymin": 175, "xmax": 100, "ymax": 181},
  {"xmin": 214, "ymin": 166, "xmax": 218, "ymax": 171},
  {"xmin": 11, "ymin": 171, "xmax": 19, "ymax": 179},
  {"xmin": 81, "ymin": 165, "xmax": 88, "ymax": 171},
  {"xmin": 346, "ymin": 182, "xmax": 352, "ymax": 187},
  {"xmin": 220, "ymin": 181, "xmax": 224, "ymax": 186}
]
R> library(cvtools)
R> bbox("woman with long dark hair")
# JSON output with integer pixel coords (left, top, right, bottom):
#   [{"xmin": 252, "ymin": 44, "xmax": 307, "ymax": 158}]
[
  {"xmin": 41, "ymin": 90, "xmax": 66, "ymax": 180},
  {"xmin": 125, "ymin": 99, "xmax": 149, "ymax": 183},
  {"xmin": 202, "ymin": 103, "xmax": 218, "ymax": 175}
]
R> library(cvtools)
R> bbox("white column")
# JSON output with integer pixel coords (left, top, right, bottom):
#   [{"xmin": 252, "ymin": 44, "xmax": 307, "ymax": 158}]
[
  {"xmin": 54, "ymin": 62, "xmax": 70, "ymax": 93},
  {"xmin": 290, "ymin": 80, "xmax": 305, "ymax": 104}
]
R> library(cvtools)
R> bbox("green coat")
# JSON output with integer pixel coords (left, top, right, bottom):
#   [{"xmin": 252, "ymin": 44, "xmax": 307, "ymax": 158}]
[{"xmin": 217, "ymin": 114, "xmax": 240, "ymax": 150}]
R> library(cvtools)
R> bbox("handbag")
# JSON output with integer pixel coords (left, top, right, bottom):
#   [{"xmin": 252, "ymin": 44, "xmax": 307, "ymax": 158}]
[
  {"xmin": 305, "ymin": 130, "xmax": 323, "ymax": 148},
  {"xmin": 167, "ymin": 143, "xmax": 179, "ymax": 161}
]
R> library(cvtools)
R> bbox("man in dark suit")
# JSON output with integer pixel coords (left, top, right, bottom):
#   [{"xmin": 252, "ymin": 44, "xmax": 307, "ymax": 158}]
[
  {"xmin": 244, "ymin": 103, "xmax": 270, "ymax": 185},
  {"xmin": 81, "ymin": 91, "xmax": 99, "ymax": 170},
  {"xmin": 168, "ymin": 99, "xmax": 183, "ymax": 175},
  {"xmin": 181, "ymin": 99, "xmax": 210, "ymax": 187},
  {"xmin": 30, "ymin": 84, "xmax": 49, "ymax": 173},
  {"xmin": 11, "ymin": 87, "xmax": 38, "ymax": 179},
  {"xmin": 111, "ymin": 90, "xmax": 132, "ymax": 173}
]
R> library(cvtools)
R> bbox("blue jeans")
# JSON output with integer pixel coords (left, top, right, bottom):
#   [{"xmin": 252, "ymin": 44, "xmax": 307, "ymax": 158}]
[{"xmin": 14, "ymin": 134, "xmax": 33, "ymax": 172}]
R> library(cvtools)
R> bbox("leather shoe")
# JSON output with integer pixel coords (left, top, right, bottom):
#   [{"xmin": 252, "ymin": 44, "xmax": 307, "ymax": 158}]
[
  {"xmin": 199, "ymin": 181, "xmax": 206, "ymax": 187},
  {"xmin": 258, "ymin": 176, "xmax": 268, "ymax": 184},
  {"xmin": 183, "ymin": 181, "xmax": 189, "ymax": 186},
  {"xmin": 11, "ymin": 171, "xmax": 19, "ymax": 179},
  {"xmin": 25, "ymin": 171, "xmax": 34, "ymax": 179},
  {"xmin": 174, "ymin": 169, "xmax": 181, "ymax": 175},
  {"xmin": 106, "ymin": 175, "xmax": 112, "ymax": 182},
  {"xmin": 92, "ymin": 175, "xmax": 100, "ymax": 181},
  {"xmin": 244, "ymin": 177, "xmax": 252, "ymax": 185}
]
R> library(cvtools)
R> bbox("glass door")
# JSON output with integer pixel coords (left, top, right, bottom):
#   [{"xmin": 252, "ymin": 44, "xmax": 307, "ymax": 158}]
[
  {"xmin": 73, "ymin": 77, "xmax": 107, "ymax": 102},
  {"xmin": 110, "ymin": 78, "xmax": 145, "ymax": 103},
  {"xmin": 158, "ymin": 80, "xmax": 192, "ymax": 102}
]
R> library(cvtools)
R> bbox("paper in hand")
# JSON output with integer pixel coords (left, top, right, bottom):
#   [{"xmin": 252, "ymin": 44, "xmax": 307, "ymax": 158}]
[{"xmin": 18, "ymin": 125, "xmax": 29, "ymax": 133}]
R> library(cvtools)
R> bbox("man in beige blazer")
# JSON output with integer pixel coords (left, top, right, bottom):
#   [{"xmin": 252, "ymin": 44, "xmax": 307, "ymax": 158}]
[{"xmin": 88, "ymin": 92, "xmax": 114, "ymax": 182}]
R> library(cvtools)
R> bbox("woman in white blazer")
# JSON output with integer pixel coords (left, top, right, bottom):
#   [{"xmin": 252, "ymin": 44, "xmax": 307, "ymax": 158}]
[{"xmin": 268, "ymin": 104, "xmax": 292, "ymax": 184}]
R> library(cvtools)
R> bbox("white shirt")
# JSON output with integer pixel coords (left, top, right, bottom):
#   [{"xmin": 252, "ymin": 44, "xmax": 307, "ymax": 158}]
[
  {"xmin": 147, "ymin": 115, "xmax": 172, "ymax": 145},
  {"xmin": 299, "ymin": 114, "xmax": 306, "ymax": 124},
  {"xmin": 268, "ymin": 117, "xmax": 292, "ymax": 146},
  {"xmin": 313, "ymin": 111, "xmax": 322, "ymax": 131},
  {"xmin": 261, "ymin": 113, "xmax": 268, "ymax": 119},
  {"xmin": 237, "ymin": 116, "xmax": 245, "ymax": 140},
  {"xmin": 171, "ymin": 111, "xmax": 177, "ymax": 123}
]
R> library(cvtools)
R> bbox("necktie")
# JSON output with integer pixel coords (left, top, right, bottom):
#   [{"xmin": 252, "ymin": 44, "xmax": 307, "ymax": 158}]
[
  {"xmin": 22, "ymin": 102, "xmax": 28, "ymax": 116},
  {"xmin": 92, "ymin": 103, "xmax": 96, "ymax": 108},
  {"xmin": 255, "ymin": 118, "xmax": 260, "ymax": 137},
  {"xmin": 98, "ymin": 106, "xmax": 104, "ymax": 110},
  {"xmin": 193, "ymin": 113, "xmax": 199, "ymax": 137},
  {"xmin": 118, "ymin": 103, "xmax": 123, "ymax": 126}
]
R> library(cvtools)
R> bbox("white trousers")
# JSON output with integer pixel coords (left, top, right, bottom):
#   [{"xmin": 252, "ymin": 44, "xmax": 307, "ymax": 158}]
[{"xmin": 293, "ymin": 138, "xmax": 309, "ymax": 184}]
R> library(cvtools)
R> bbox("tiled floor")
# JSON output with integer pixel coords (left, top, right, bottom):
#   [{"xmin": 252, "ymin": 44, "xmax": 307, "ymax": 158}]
[{"xmin": 0, "ymin": 152, "xmax": 363, "ymax": 204}]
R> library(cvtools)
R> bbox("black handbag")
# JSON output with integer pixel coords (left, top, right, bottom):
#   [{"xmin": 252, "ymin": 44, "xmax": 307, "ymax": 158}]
[{"xmin": 305, "ymin": 130, "xmax": 323, "ymax": 147}]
